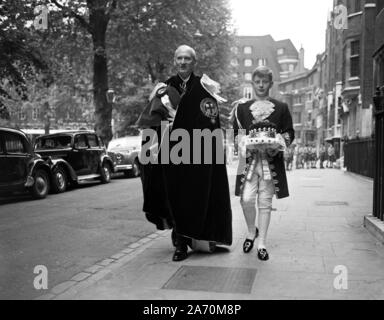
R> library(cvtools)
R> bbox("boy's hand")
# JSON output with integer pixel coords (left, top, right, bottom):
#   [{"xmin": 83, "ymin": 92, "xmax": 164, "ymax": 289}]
[{"xmin": 266, "ymin": 148, "xmax": 279, "ymax": 157}]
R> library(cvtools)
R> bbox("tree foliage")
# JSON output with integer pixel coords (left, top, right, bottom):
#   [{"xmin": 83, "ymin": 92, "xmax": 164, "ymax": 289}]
[
  {"xmin": 0, "ymin": 0, "xmax": 51, "ymax": 112},
  {"xmin": 1, "ymin": 0, "xmax": 236, "ymax": 138}
]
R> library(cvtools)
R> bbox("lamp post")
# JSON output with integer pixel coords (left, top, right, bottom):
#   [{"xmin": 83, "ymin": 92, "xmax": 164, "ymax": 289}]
[{"xmin": 106, "ymin": 89, "xmax": 116, "ymax": 138}]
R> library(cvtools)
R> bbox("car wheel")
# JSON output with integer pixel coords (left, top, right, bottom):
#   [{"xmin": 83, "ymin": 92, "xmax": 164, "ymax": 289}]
[
  {"xmin": 100, "ymin": 163, "xmax": 111, "ymax": 184},
  {"xmin": 51, "ymin": 167, "xmax": 67, "ymax": 193},
  {"xmin": 29, "ymin": 169, "xmax": 50, "ymax": 199},
  {"xmin": 131, "ymin": 159, "xmax": 141, "ymax": 178}
]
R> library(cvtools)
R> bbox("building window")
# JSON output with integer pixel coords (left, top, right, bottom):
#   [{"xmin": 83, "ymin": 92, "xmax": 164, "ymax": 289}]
[
  {"xmin": 294, "ymin": 96, "xmax": 303, "ymax": 105},
  {"xmin": 277, "ymin": 48, "xmax": 284, "ymax": 55},
  {"xmin": 244, "ymin": 46, "xmax": 252, "ymax": 54},
  {"xmin": 244, "ymin": 59, "xmax": 253, "ymax": 67},
  {"xmin": 32, "ymin": 108, "xmax": 39, "ymax": 120},
  {"xmin": 293, "ymin": 112, "xmax": 302, "ymax": 124},
  {"xmin": 243, "ymin": 87, "xmax": 253, "ymax": 99},
  {"xmin": 258, "ymin": 58, "xmax": 266, "ymax": 66},
  {"xmin": 289, "ymin": 64, "xmax": 294, "ymax": 72},
  {"xmin": 342, "ymin": 46, "xmax": 347, "ymax": 83},
  {"xmin": 232, "ymin": 72, "xmax": 238, "ymax": 79},
  {"xmin": 244, "ymin": 73, "xmax": 252, "ymax": 81},
  {"xmin": 231, "ymin": 46, "xmax": 238, "ymax": 54},
  {"xmin": 353, "ymin": 0, "xmax": 361, "ymax": 13},
  {"xmin": 350, "ymin": 40, "xmax": 360, "ymax": 77},
  {"xmin": 230, "ymin": 58, "xmax": 239, "ymax": 66},
  {"xmin": 18, "ymin": 111, "xmax": 26, "ymax": 121}
]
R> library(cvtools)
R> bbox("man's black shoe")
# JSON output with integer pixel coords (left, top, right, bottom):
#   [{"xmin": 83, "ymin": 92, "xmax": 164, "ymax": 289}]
[{"xmin": 172, "ymin": 246, "xmax": 188, "ymax": 262}]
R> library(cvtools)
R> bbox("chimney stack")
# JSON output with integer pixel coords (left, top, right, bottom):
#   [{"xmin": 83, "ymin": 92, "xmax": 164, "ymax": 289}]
[{"xmin": 299, "ymin": 46, "xmax": 305, "ymax": 72}]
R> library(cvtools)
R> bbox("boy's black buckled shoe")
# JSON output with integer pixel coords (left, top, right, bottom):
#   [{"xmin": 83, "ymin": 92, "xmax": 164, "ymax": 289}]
[
  {"xmin": 243, "ymin": 227, "xmax": 259, "ymax": 253},
  {"xmin": 257, "ymin": 248, "xmax": 269, "ymax": 261}
]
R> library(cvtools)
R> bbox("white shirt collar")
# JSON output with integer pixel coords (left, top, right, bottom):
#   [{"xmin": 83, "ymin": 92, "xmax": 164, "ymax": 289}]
[{"xmin": 178, "ymin": 74, "xmax": 191, "ymax": 84}]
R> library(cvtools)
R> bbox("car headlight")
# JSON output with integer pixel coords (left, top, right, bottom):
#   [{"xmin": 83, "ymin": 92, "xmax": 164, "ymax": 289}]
[{"xmin": 116, "ymin": 153, "xmax": 123, "ymax": 163}]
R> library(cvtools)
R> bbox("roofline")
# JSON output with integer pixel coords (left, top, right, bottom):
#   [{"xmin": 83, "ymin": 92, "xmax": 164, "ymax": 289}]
[
  {"xmin": 279, "ymin": 72, "xmax": 309, "ymax": 84},
  {"xmin": 36, "ymin": 130, "xmax": 95, "ymax": 138},
  {"xmin": 1, "ymin": 127, "xmax": 29, "ymax": 137}
]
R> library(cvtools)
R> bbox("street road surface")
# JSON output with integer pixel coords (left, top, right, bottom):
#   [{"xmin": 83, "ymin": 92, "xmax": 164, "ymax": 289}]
[{"xmin": 0, "ymin": 175, "xmax": 156, "ymax": 300}]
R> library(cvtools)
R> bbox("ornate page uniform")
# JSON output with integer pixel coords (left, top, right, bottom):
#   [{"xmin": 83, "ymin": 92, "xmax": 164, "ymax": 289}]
[{"xmin": 233, "ymin": 98, "xmax": 295, "ymax": 199}]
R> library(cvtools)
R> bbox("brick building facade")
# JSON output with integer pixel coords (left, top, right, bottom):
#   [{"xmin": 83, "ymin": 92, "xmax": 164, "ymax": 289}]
[
  {"xmin": 374, "ymin": 0, "xmax": 384, "ymax": 89},
  {"xmin": 230, "ymin": 35, "xmax": 302, "ymax": 101},
  {"xmin": 278, "ymin": 53, "xmax": 327, "ymax": 147}
]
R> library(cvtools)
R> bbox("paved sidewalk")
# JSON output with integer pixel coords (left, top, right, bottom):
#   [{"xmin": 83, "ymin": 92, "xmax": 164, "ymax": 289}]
[{"xmin": 37, "ymin": 166, "xmax": 384, "ymax": 300}]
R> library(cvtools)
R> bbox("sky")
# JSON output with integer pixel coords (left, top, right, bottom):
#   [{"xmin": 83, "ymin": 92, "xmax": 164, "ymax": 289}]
[{"xmin": 229, "ymin": 0, "xmax": 335, "ymax": 69}]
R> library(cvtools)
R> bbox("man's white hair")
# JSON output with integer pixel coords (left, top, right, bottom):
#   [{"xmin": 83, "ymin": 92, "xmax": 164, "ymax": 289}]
[{"xmin": 174, "ymin": 45, "xmax": 196, "ymax": 60}]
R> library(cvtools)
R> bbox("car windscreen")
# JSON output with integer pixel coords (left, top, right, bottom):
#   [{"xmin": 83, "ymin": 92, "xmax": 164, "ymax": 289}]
[
  {"xmin": 35, "ymin": 136, "xmax": 72, "ymax": 150},
  {"xmin": 108, "ymin": 137, "xmax": 141, "ymax": 152}
]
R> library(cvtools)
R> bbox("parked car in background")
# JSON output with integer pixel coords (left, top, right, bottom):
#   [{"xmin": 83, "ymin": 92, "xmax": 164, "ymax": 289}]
[
  {"xmin": 0, "ymin": 127, "xmax": 52, "ymax": 199},
  {"xmin": 20, "ymin": 128, "xmax": 79, "ymax": 145},
  {"xmin": 34, "ymin": 131, "xmax": 115, "ymax": 193},
  {"xmin": 107, "ymin": 135, "xmax": 141, "ymax": 178}
]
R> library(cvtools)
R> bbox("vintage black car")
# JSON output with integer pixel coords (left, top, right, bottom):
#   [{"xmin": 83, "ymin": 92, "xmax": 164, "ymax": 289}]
[
  {"xmin": 34, "ymin": 131, "xmax": 115, "ymax": 193},
  {"xmin": 0, "ymin": 127, "xmax": 52, "ymax": 199},
  {"xmin": 107, "ymin": 136, "xmax": 141, "ymax": 178}
]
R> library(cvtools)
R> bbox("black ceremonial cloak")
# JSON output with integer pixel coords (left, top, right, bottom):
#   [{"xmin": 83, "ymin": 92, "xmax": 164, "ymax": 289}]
[
  {"xmin": 163, "ymin": 76, "xmax": 232, "ymax": 246},
  {"xmin": 136, "ymin": 85, "xmax": 181, "ymax": 230}
]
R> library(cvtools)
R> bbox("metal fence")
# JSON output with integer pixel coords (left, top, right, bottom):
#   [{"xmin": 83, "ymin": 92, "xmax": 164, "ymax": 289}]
[
  {"xmin": 343, "ymin": 138, "xmax": 375, "ymax": 179},
  {"xmin": 373, "ymin": 87, "xmax": 384, "ymax": 221}
]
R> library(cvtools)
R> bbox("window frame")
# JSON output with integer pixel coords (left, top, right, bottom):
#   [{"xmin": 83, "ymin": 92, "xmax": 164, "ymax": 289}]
[
  {"xmin": 244, "ymin": 46, "xmax": 252, "ymax": 54},
  {"xmin": 18, "ymin": 111, "xmax": 26, "ymax": 121},
  {"xmin": 244, "ymin": 58, "xmax": 253, "ymax": 67},
  {"xmin": 32, "ymin": 108, "xmax": 39, "ymax": 121},
  {"xmin": 243, "ymin": 87, "xmax": 253, "ymax": 99},
  {"xmin": 350, "ymin": 40, "xmax": 360, "ymax": 78},
  {"xmin": 230, "ymin": 58, "xmax": 239, "ymax": 67},
  {"xmin": 244, "ymin": 73, "xmax": 252, "ymax": 81},
  {"xmin": 4, "ymin": 132, "xmax": 28, "ymax": 155},
  {"xmin": 258, "ymin": 58, "xmax": 266, "ymax": 67},
  {"xmin": 87, "ymin": 134, "xmax": 100, "ymax": 148},
  {"xmin": 293, "ymin": 112, "xmax": 302, "ymax": 124},
  {"xmin": 74, "ymin": 134, "xmax": 89, "ymax": 149}
]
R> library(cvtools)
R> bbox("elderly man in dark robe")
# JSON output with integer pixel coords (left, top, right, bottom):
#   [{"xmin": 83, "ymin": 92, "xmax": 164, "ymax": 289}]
[{"xmin": 137, "ymin": 45, "xmax": 232, "ymax": 261}]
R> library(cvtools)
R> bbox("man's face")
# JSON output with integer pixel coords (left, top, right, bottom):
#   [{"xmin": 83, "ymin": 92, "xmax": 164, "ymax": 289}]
[
  {"xmin": 252, "ymin": 75, "xmax": 273, "ymax": 98},
  {"xmin": 174, "ymin": 49, "xmax": 196, "ymax": 79}
]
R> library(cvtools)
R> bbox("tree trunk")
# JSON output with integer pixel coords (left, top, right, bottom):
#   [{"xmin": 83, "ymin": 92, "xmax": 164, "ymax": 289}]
[
  {"xmin": 42, "ymin": 101, "xmax": 50, "ymax": 134},
  {"xmin": 90, "ymin": 5, "xmax": 112, "ymax": 145}
]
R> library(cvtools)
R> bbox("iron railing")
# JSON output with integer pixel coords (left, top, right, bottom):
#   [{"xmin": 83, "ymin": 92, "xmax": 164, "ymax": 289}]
[
  {"xmin": 343, "ymin": 138, "xmax": 375, "ymax": 179},
  {"xmin": 373, "ymin": 86, "xmax": 384, "ymax": 221}
]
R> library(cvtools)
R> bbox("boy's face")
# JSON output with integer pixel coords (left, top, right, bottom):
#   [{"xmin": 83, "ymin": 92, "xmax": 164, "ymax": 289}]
[{"xmin": 252, "ymin": 75, "xmax": 273, "ymax": 98}]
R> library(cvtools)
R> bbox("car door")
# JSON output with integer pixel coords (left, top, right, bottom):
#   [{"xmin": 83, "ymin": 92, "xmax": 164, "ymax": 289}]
[
  {"xmin": 1, "ymin": 131, "xmax": 32, "ymax": 187},
  {"xmin": 86, "ymin": 133, "xmax": 102, "ymax": 174},
  {"xmin": 72, "ymin": 134, "xmax": 91, "ymax": 175},
  {"xmin": 0, "ymin": 132, "xmax": 8, "ymax": 186}
]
